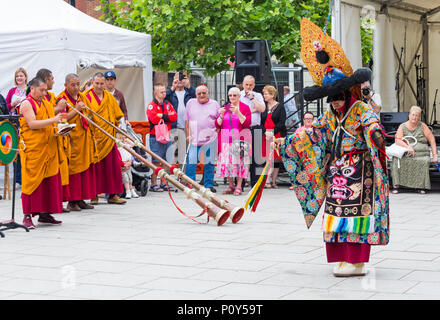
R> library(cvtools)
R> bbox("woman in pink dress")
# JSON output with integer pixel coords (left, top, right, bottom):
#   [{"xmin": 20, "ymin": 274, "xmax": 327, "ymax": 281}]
[{"xmin": 215, "ymin": 87, "xmax": 251, "ymax": 196}]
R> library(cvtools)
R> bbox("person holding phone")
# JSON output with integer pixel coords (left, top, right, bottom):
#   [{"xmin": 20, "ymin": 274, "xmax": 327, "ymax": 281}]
[
  {"xmin": 215, "ymin": 87, "xmax": 251, "ymax": 196},
  {"xmin": 166, "ymin": 72, "xmax": 196, "ymax": 166}
]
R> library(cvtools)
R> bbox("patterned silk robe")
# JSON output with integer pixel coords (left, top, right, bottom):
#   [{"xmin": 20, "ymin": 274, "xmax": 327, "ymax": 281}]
[{"xmin": 281, "ymin": 99, "xmax": 389, "ymax": 245}]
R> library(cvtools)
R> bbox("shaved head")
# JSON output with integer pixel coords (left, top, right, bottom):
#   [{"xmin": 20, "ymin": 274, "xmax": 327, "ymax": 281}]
[
  {"xmin": 65, "ymin": 73, "xmax": 81, "ymax": 98},
  {"xmin": 93, "ymin": 72, "xmax": 105, "ymax": 81},
  {"xmin": 65, "ymin": 73, "xmax": 79, "ymax": 84}
]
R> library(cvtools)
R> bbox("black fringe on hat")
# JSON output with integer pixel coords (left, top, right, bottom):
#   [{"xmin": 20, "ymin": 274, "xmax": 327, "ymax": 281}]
[
  {"xmin": 303, "ymin": 68, "xmax": 372, "ymax": 101},
  {"xmin": 316, "ymin": 50, "xmax": 330, "ymax": 64}
]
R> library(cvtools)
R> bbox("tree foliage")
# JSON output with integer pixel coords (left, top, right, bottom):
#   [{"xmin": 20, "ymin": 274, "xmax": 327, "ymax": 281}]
[
  {"xmin": 97, "ymin": 0, "xmax": 329, "ymax": 76},
  {"xmin": 360, "ymin": 15, "xmax": 374, "ymax": 67}
]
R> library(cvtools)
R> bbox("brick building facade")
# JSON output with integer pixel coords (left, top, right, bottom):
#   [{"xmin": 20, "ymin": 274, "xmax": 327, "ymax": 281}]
[{"xmin": 64, "ymin": 0, "xmax": 130, "ymax": 19}]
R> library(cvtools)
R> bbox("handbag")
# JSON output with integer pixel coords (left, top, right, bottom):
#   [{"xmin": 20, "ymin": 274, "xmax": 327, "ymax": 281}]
[
  {"xmin": 228, "ymin": 109, "xmax": 250, "ymax": 158},
  {"xmin": 386, "ymin": 143, "xmax": 408, "ymax": 159},
  {"xmin": 385, "ymin": 135, "xmax": 418, "ymax": 159},
  {"xmin": 386, "ymin": 135, "xmax": 418, "ymax": 169},
  {"xmin": 155, "ymin": 119, "xmax": 170, "ymax": 144}
]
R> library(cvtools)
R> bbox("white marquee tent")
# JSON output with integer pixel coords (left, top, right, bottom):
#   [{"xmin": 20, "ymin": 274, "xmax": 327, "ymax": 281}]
[
  {"xmin": 0, "ymin": 0, "xmax": 152, "ymax": 121},
  {"xmin": 332, "ymin": 0, "xmax": 440, "ymax": 125}
]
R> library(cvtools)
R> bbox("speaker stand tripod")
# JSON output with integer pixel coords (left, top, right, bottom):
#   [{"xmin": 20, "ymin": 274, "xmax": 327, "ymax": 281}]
[{"xmin": 0, "ymin": 148, "xmax": 29, "ymax": 234}]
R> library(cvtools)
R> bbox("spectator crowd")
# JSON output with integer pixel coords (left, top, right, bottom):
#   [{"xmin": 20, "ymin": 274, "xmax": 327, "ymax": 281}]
[{"xmin": 0, "ymin": 66, "xmax": 438, "ymax": 230}]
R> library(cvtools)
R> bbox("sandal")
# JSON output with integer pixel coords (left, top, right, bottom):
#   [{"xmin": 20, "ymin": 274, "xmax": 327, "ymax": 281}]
[
  {"xmin": 272, "ymin": 184, "xmax": 279, "ymax": 189},
  {"xmin": 264, "ymin": 183, "xmax": 272, "ymax": 189},
  {"xmin": 418, "ymin": 189, "xmax": 426, "ymax": 194},
  {"xmin": 150, "ymin": 184, "xmax": 164, "ymax": 192},
  {"xmin": 289, "ymin": 186, "xmax": 295, "ymax": 191},
  {"xmin": 391, "ymin": 189, "xmax": 399, "ymax": 194},
  {"xmin": 233, "ymin": 187, "xmax": 242, "ymax": 196},
  {"xmin": 161, "ymin": 184, "xmax": 173, "ymax": 192},
  {"xmin": 222, "ymin": 186, "xmax": 235, "ymax": 195}
]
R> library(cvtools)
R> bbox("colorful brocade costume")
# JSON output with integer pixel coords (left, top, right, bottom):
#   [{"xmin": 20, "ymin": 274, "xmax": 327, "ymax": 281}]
[{"xmin": 281, "ymin": 98, "xmax": 389, "ymax": 246}]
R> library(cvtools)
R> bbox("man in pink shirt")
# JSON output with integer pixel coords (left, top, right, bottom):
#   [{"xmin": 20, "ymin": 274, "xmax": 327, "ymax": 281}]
[{"xmin": 184, "ymin": 85, "xmax": 220, "ymax": 192}]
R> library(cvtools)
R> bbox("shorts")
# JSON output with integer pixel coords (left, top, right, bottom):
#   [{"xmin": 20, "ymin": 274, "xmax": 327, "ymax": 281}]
[{"xmin": 121, "ymin": 169, "xmax": 132, "ymax": 184}]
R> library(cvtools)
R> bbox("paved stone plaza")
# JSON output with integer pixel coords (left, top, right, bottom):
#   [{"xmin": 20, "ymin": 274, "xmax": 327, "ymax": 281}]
[{"xmin": 0, "ymin": 178, "xmax": 439, "ymax": 300}]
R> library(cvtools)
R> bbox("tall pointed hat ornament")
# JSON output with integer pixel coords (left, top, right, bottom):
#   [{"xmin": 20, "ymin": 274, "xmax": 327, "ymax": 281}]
[{"xmin": 300, "ymin": 17, "xmax": 371, "ymax": 102}]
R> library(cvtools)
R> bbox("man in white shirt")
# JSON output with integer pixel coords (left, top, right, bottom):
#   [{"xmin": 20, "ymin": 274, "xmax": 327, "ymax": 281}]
[
  {"xmin": 240, "ymin": 75, "xmax": 266, "ymax": 187},
  {"xmin": 166, "ymin": 72, "xmax": 196, "ymax": 165}
]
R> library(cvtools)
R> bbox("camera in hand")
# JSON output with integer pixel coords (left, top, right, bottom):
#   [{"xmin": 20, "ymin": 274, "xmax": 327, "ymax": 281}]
[
  {"xmin": 362, "ymin": 87, "xmax": 370, "ymax": 97},
  {"xmin": 178, "ymin": 72, "xmax": 186, "ymax": 81}
]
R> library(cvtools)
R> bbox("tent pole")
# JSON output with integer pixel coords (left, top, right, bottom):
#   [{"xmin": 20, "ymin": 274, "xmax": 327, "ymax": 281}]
[
  {"xmin": 332, "ymin": 0, "xmax": 342, "ymax": 43},
  {"xmin": 422, "ymin": 15, "xmax": 429, "ymax": 124}
]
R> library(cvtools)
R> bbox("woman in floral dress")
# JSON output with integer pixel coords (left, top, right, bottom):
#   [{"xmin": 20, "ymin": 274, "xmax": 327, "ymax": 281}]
[{"xmin": 215, "ymin": 87, "xmax": 251, "ymax": 196}]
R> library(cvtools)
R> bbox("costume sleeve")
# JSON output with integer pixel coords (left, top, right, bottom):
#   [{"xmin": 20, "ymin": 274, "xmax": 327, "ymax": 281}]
[{"xmin": 280, "ymin": 126, "xmax": 328, "ymax": 228}]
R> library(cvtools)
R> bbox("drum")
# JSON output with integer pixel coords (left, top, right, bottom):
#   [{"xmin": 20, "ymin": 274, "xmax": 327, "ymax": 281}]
[{"xmin": 0, "ymin": 120, "xmax": 18, "ymax": 165}]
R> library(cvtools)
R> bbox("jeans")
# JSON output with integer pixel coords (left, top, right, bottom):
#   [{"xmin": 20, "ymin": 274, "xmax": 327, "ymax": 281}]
[
  {"xmin": 185, "ymin": 140, "xmax": 217, "ymax": 188},
  {"xmin": 149, "ymin": 136, "xmax": 173, "ymax": 163}
]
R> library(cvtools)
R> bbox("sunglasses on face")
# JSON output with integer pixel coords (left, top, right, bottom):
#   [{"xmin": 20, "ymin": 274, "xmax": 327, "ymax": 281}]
[
  {"xmin": 228, "ymin": 94, "xmax": 238, "ymax": 97},
  {"xmin": 197, "ymin": 92, "xmax": 208, "ymax": 95}
]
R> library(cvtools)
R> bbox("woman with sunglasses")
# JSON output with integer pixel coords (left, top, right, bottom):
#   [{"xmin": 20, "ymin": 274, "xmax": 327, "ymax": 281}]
[{"xmin": 215, "ymin": 87, "xmax": 251, "ymax": 196}]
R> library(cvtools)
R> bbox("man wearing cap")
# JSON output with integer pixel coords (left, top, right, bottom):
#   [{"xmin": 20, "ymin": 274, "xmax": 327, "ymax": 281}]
[{"xmin": 105, "ymin": 70, "xmax": 129, "ymax": 121}]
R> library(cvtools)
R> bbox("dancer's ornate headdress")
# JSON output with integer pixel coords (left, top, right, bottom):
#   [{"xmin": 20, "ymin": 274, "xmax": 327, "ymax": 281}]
[{"xmin": 300, "ymin": 18, "xmax": 371, "ymax": 101}]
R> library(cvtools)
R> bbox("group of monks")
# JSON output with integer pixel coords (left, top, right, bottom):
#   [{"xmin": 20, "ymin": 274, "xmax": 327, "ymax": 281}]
[{"xmin": 19, "ymin": 69, "xmax": 127, "ymax": 229}]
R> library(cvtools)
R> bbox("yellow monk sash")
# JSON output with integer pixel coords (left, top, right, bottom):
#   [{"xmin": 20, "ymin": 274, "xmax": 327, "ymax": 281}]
[
  {"xmin": 43, "ymin": 91, "xmax": 70, "ymax": 186},
  {"xmin": 19, "ymin": 96, "xmax": 60, "ymax": 195},
  {"xmin": 57, "ymin": 90, "xmax": 95, "ymax": 175},
  {"xmin": 84, "ymin": 89, "xmax": 124, "ymax": 161}
]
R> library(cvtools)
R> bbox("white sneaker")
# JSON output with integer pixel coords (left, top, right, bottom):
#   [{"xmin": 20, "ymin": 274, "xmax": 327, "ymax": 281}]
[
  {"xmin": 333, "ymin": 262, "xmax": 366, "ymax": 277},
  {"xmin": 125, "ymin": 192, "xmax": 131, "ymax": 199},
  {"xmin": 131, "ymin": 189, "xmax": 139, "ymax": 198}
]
